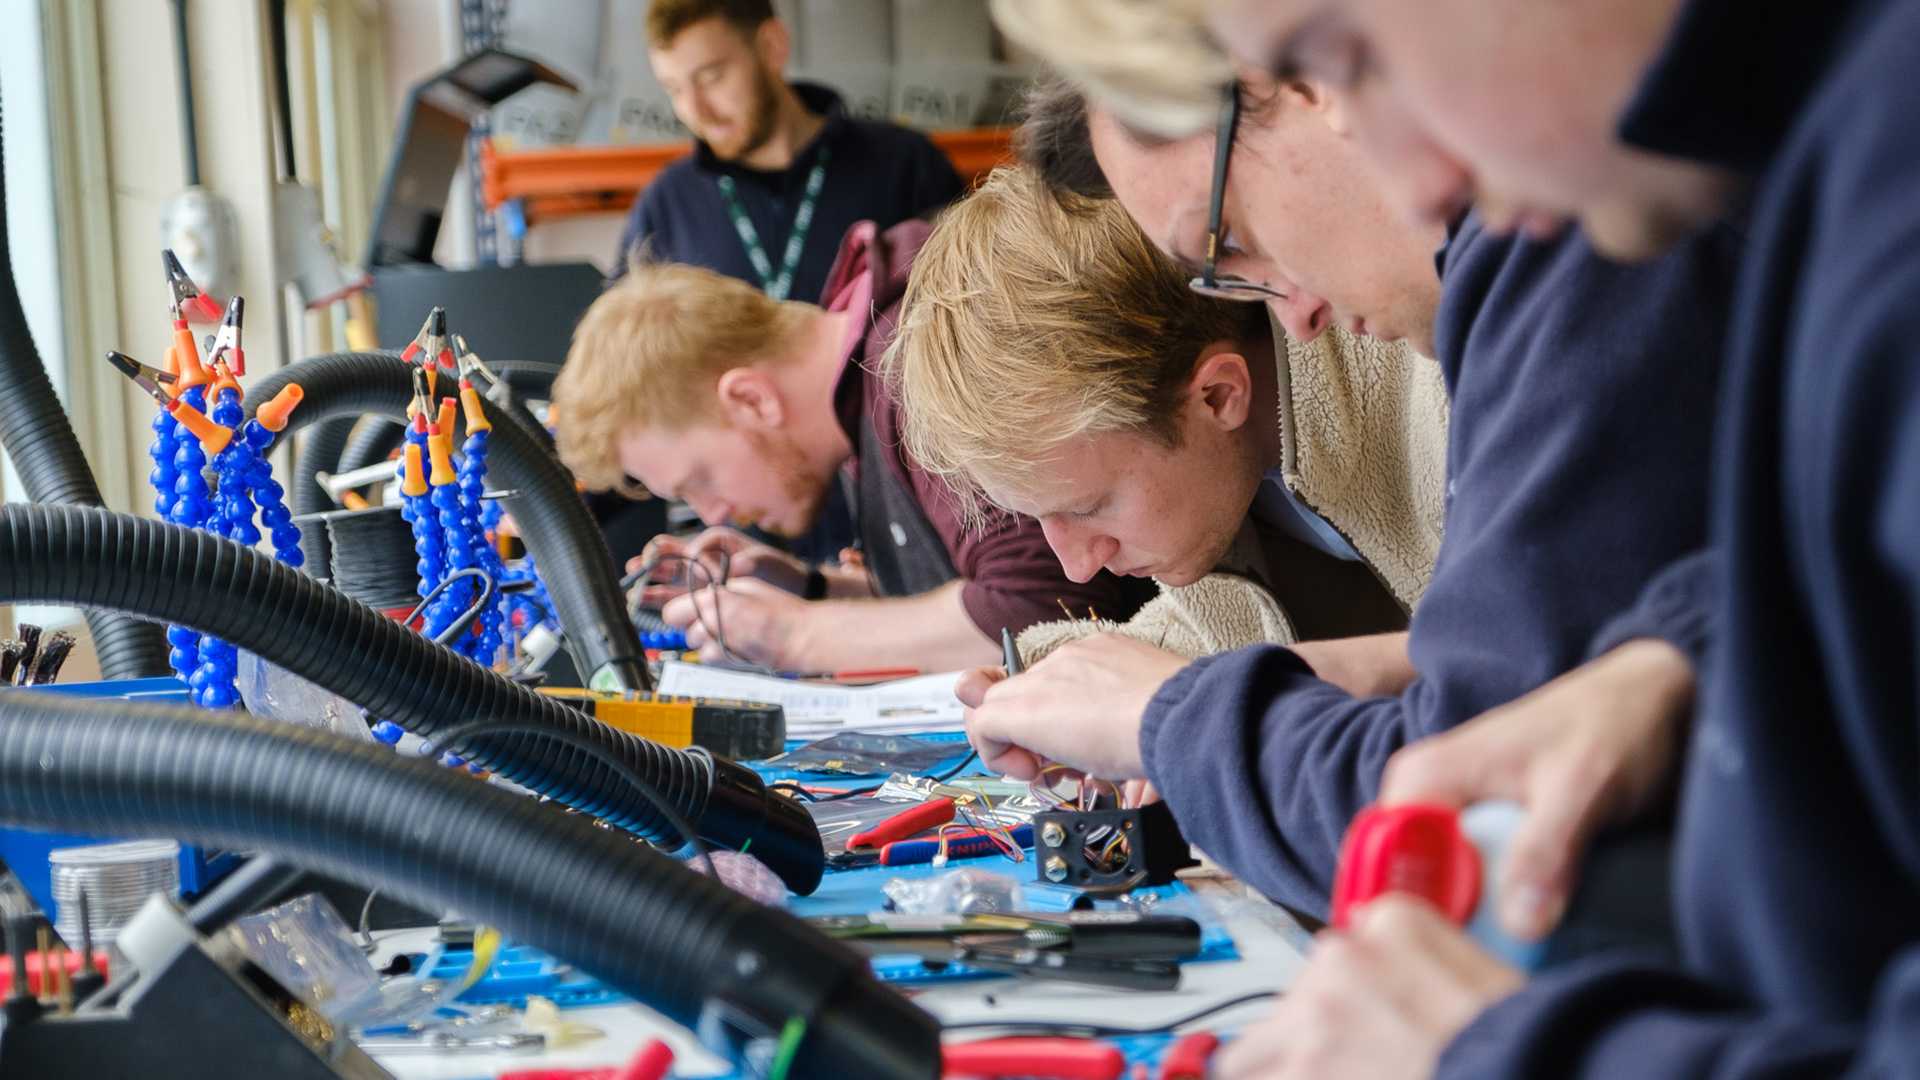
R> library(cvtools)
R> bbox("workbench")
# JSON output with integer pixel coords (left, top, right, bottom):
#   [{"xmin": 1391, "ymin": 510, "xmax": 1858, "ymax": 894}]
[{"xmin": 367, "ymin": 875, "xmax": 1310, "ymax": 1078}]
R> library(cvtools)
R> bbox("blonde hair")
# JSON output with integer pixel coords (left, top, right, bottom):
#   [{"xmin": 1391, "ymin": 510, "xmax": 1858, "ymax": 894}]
[
  {"xmin": 884, "ymin": 165, "xmax": 1266, "ymax": 523},
  {"xmin": 990, "ymin": 0, "xmax": 1230, "ymax": 139},
  {"xmin": 552, "ymin": 260, "xmax": 809, "ymax": 494}
]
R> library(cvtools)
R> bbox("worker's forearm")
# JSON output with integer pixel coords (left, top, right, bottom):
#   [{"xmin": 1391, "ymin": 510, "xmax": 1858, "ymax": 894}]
[
  {"xmin": 1288, "ymin": 630, "xmax": 1417, "ymax": 698},
  {"xmin": 822, "ymin": 563, "xmax": 876, "ymax": 599},
  {"xmin": 790, "ymin": 581, "xmax": 1000, "ymax": 671}
]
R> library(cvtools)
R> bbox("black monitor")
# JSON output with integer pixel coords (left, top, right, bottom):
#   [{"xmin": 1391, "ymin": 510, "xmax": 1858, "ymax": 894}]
[{"xmin": 366, "ymin": 48, "xmax": 575, "ymax": 268}]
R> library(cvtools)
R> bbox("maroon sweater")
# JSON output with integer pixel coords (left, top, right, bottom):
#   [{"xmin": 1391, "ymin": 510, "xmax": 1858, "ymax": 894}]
[{"xmin": 821, "ymin": 219, "xmax": 1151, "ymax": 635}]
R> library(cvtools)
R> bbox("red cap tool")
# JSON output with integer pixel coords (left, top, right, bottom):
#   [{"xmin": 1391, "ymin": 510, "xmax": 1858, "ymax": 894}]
[
  {"xmin": 943, "ymin": 1037, "xmax": 1127, "ymax": 1080},
  {"xmin": 1155, "ymin": 1032, "xmax": 1219, "ymax": 1080},
  {"xmin": 496, "ymin": 1038, "xmax": 674, "ymax": 1080},
  {"xmin": 1329, "ymin": 803, "xmax": 1480, "ymax": 930}
]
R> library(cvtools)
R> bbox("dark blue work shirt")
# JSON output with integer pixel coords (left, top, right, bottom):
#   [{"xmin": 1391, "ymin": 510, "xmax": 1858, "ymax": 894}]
[
  {"xmin": 1140, "ymin": 212, "xmax": 1732, "ymax": 913},
  {"xmin": 609, "ymin": 82, "xmax": 963, "ymax": 304},
  {"xmin": 1441, "ymin": 2, "xmax": 1920, "ymax": 1076}
]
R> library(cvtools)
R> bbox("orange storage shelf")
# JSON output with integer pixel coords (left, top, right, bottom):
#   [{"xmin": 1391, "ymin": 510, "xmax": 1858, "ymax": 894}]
[{"xmin": 481, "ymin": 127, "xmax": 1014, "ymax": 224}]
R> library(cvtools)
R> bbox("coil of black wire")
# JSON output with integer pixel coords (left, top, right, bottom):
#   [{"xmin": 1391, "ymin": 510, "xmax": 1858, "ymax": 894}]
[{"xmin": 294, "ymin": 505, "xmax": 421, "ymax": 611}]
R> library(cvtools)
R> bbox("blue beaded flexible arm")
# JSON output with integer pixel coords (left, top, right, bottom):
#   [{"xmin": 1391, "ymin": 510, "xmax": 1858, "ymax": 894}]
[
  {"xmin": 189, "ymin": 384, "xmax": 249, "ymax": 709},
  {"xmin": 241, "ymin": 428, "xmax": 305, "ymax": 567},
  {"xmin": 165, "ymin": 382, "xmax": 215, "ymax": 685},
  {"xmin": 424, "ymin": 461, "xmax": 473, "ymax": 645},
  {"xmin": 400, "ymin": 417, "xmax": 446, "ymax": 609},
  {"xmin": 458, "ymin": 428, "xmax": 503, "ymax": 663}
]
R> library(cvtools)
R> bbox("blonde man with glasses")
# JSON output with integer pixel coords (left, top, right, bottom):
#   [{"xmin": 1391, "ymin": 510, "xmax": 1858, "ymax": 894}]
[
  {"xmin": 952, "ymin": 62, "xmax": 1739, "ymax": 929},
  {"xmin": 887, "ymin": 166, "xmax": 1444, "ymax": 672}
]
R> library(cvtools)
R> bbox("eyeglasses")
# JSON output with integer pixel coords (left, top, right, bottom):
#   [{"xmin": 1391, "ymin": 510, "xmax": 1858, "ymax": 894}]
[{"xmin": 1189, "ymin": 84, "xmax": 1286, "ymax": 303}]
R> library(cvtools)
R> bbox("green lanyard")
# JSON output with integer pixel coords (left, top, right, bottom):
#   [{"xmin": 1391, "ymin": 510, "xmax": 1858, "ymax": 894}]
[{"xmin": 716, "ymin": 146, "xmax": 831, "ymax": 301}]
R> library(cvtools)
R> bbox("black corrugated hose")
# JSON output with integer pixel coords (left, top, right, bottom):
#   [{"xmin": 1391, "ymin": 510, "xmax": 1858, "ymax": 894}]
[
  {"xmin": 333, "ymin": 415, "xmax": 404, "ymax": 477},
  {"xmin": 0, "ymin": 693, "xmax": 939, "ymax": 1080},
  {"xmin": 245, "ymin": 351, "xmax": 649, "ymax": 691},
  {"xmin": 0, "ymin": 502, "xmax": 824, "ymax": 895},
  {"xmin": 291, "ymin": 415, "xmax": 357, "ymax": 518},
  {"xmin": 0, "ymin": 86, "xmax": 171, "ymax": 679}
]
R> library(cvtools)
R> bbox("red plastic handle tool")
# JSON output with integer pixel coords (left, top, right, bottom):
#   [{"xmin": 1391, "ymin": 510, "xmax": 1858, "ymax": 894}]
[
  {"xmin": 1329, "ymin": 803, "xmax": 1480, "ymax": 930},
  {"xmin": 848, "ymin": 796, "xmax": 956, "ymax": 850},
  {"xmin": 1157, "ymin": 1032, "xmax": 1220, "ymax": 1080},
  {"xmin": 943, "ymin": 1037, "xmax": 1127, "ymax": 1079},
  {"xmin": 497, "ymin": 1037, "xmax": 673, "ymax": 1080}
]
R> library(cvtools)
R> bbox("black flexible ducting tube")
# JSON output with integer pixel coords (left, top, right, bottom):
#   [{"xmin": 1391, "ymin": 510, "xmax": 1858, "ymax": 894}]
[
  {"xmin": 245, "ymin": 351, "xmax": 648, "ymax": 690},
  {"xmin": 0, "ymin": 502, "xmax": 823, "ymax": 894},
  {"xmin": 0, "ymin": 694, "xmax": 938, "ymax": 1080},
  {"xmin": 291, "ymin": 416, "xmax": 357, "ymax": 518},
  {"xmin": 479, "ymin": 361, "xmax": 558, "ymax": 448},
  {"xmin": 0, "ymin": 86, "xmax": 171, "ymax": 679},
  {"xmin": 321, "ymin": 360, "xmax": 553, "ymax": 490},
  {"xmin": 333, "ymin": 415, "xmax": 405, "ymax": 477},
  {"xmin": 300, "ymin": 364, "xmax": 555, "ymax": 517}
]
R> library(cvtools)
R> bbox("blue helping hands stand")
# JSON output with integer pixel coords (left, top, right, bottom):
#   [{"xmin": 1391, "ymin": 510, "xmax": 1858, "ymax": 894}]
[
  {"xmin": 238, "ymin": 417, "xmax": 304, "ymax": 567},
  {"xmin": 150, "ymin": 409, "xmax": 179, "ymax": 519},
  {"xmin": 424, "ymin": 466, "xmax": 473, "ymax": 646},
  {"xmin": 400, "ymin": 420, "xmax": 446, "ymax": 609},
  {"xmin": 166, "ymin": 382, "xmax": 214, "ymax": 685},
  {"xmin": 189, "ymin": 385, "xmax": 248, "ymax": 709},
  {"xmin": 459, "ymin": 427, "xmax": 504, "ymax": 664}
]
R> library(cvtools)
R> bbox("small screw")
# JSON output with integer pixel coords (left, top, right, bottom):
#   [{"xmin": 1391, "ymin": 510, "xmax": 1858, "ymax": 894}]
[
  {"xmin": 1040, "ymin": 821, "xmax": 1066, "ymax": 848},
  {"xmin": 1043, "ymin": 856, "xmax": 1069, "ymax": 883}
]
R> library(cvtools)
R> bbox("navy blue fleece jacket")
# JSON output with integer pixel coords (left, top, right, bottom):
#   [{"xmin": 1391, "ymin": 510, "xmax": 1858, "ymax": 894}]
[
  {"xmin": 1141, "ymin": 214, "xmax": 1735, "ymax": 912},
  {"xmin": 1441, "ymin": 1, "xmax": 1920, "ymax": 1075},
  {"xmin": 609, "ymin": 83, "xmax": 962, "ymax": 304}
]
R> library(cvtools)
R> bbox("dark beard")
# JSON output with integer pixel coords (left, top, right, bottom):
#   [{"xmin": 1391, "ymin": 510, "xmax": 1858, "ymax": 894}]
[{"xmin": 713, "ymin": 64, "xmax": 782, "ymax": 162}]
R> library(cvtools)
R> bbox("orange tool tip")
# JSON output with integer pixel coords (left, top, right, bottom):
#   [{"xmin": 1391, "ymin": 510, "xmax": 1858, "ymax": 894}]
[
  {"xmin": 428, "ymin": 434, "xmax": 457, "ymax": 485},
  {"xmin": 213, "ymin": 366, "xmax": 243, "ymax": 401},
  {"xmin": 257, "ymin": 384, "xmax": 304, "ymax": 432},
  {"xmin": 411, "ymin": 411, "xmax": 429, "ymax": 435},
  {"xmin": 434, "ymin": 396, "xmax": 458, "ymax": 435},
  {"xmin": 943, "ymin": 1037, "xmax": 1127, "ymax": 1080},
  {"xmin": 401, "ymin": 443, "xmax": 429, "ymax": 497},
  {"xmin": 169, "ymin": 400, "xmax": 233, "ymax": 454},
  {"xmin": 172, "ymin": 327, "xmax": 212, "ymax": 389},
  {"xmin": 341, "ymin": 490, "xmax": 372, "ymax": 511},
  {"xmin": 459, "ymin": 384, "xmax": 492, "ymax": 432}
]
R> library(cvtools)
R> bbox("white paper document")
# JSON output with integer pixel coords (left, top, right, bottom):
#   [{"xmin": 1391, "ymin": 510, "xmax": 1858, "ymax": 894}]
[{"xmin": 653, "ymin": 661, "xmax": 966, "ymax": 737}]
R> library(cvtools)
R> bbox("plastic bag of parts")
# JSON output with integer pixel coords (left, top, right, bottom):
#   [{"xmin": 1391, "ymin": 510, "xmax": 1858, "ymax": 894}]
[
  {"xmin": 883, "ymin": 869, "xmax": 1024, "ymax": 915},
  {"xmin": 236, "ymin": 649, "xmax": 373, "ymax": 742},
  {"xmin": 230, "ymin": 893, "xmax": 464, "ymax": 1030},
  {"xmin": 688, "ymin": 850, "xmax": 787, "ymax": 906},
  {"xmin": 767, "ymin": 732, "xmax": 965, "ymax": 776}
]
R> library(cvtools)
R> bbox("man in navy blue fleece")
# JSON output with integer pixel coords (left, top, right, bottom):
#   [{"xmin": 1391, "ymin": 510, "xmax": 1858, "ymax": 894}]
[
  {"xmin": 960, "ymin": 70, "xmax": 1736, "ymax": 914},
  {"xmin": 611, "ymin": 0, "xmax": 962, "ymax": 303},
  {"xmin": 1153, "ymin": 0, "xmax": 1920, "ymax": 1077}
]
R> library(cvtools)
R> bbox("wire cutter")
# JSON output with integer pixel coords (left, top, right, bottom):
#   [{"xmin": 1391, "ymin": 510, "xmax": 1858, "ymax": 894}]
[{"xmin": 827, "ymin": 797, "xmax": 958, "ymax": 868}]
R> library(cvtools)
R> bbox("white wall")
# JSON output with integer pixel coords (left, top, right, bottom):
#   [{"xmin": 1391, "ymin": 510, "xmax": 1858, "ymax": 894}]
[{"xmin": 2, "ymin": 0, "xmax": 77, "ymax": 632}]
